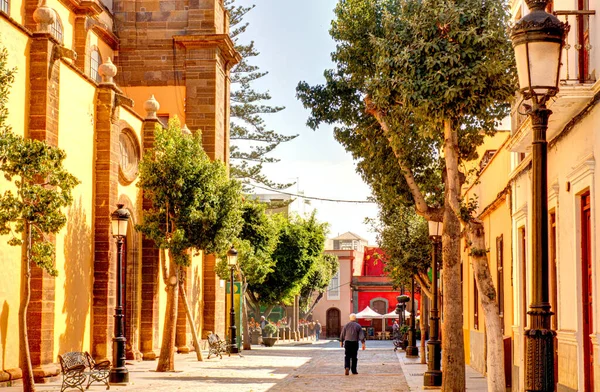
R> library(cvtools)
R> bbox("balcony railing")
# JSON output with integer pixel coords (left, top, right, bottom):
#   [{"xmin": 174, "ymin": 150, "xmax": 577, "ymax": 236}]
[{"xmin": 555, "ymin": 10, "xmax": 596, "ymax": 84}]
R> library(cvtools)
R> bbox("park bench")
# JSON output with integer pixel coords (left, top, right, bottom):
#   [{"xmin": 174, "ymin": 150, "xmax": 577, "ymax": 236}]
[
  {"xmin": 58, "ymin": 351, "xmax": 111, "ymax": 391},
  {"xmin": 207, "ymin": 333, "xmax": 230, "ymax": 359}
]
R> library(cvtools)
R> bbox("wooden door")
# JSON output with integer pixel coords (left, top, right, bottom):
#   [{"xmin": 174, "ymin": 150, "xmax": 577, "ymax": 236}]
[
  {"xmin": 372, "ymin": 300, "xmax": 386, "ymax": 332},
  {"xmin": 581, "ymin": 193, "xmax": 594, "ymax": 392},
  {"xmin": 326, "ymin": 308, "xmax": 341, "ymax": 338}
]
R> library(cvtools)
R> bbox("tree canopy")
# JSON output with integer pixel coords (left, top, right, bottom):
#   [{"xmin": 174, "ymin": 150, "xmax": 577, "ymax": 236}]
[
  {"xmin": 226, "ymin": 0, "xmax": 297, "ymax": 191},
  {"xmin": 137, "ymin": 118, "xmax": 243, "ymax": 264}
]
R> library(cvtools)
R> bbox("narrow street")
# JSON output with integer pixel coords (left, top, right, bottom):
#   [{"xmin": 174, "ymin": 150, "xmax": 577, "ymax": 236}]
[{"xmin": 8, "ymin": 341, "xmax": 409, "ymax": 392}]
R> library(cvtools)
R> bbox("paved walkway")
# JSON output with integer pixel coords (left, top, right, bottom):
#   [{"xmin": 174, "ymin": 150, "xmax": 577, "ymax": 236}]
[{"xmin": 5, "ymin": 339, "xmax": 488, "ymax": 391}]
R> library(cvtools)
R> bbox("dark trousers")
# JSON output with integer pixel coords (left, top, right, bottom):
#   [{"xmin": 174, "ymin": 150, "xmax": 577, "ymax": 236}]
[{"xmin": 344, "ymin": 341, "xmax": 359, "ymax": 373}]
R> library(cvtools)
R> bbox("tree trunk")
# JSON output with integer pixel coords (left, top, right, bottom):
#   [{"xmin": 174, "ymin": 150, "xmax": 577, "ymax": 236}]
[
  {"xmin": 156, "ymin": 252, "xmax": 179, "ymax": 372},
  {"xmin": 242, "ymin": 282, "xmax": 251, "ymax": 350},
  {"xmin": 304, "ymin": 292, "xmax": 324, "ymax": 318},
  {"xmin": 420, "ymin": 292, "xmax": 427, "ymax": 364},
  {"xmin": 19, "ymin": 222, "xmax": 35, "ymax": 392},
  {"xmin": 179, "ymin": 278, "xmax": 203, "ymax": 361},
  {"xmin": 263, "ymin": 304, "xmax": 275, "ymax": 319},
  {"xmin": 468, "ymin": 220, "xmax": 505, "ymax": 392},
  {"xmin": 442, "ymin": 120, "xmax": 466, "ymax": 391}
]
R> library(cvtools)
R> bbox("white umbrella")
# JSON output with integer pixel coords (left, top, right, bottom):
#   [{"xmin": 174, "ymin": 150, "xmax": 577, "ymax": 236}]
[
  {"xmin": 383, "ymin": 310, "xmax": 411, "ymax": 318},
  {"xmin": 355, "ymin": 306, "xmax": 383, "ymax": 319}
]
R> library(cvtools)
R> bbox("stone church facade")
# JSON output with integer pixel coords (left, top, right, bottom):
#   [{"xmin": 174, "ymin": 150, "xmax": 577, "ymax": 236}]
[{"xmin": 0, "ymin": 0, "xmax": 238, "ymax": 383}]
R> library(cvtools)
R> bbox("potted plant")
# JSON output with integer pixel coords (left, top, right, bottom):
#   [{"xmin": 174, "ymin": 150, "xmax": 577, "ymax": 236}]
[{"xmin": 262, "ymin": 323, "xmax": 278, "ymax": 347}]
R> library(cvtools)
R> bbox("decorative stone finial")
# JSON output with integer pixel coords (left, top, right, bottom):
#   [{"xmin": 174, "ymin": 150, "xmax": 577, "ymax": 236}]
[
  {"xmin": 181, "ymin": 124, "xmax": 192, "ymax": 135},
  {"xmin": 144, "ymin": 95, "xmax": 160, "ymax": 119},
  {"xmin": 33, "ymin": 0, "xmax": 56, "ymax": 34},
  {"xmin": 98, "ymin": 57, "xmax": 117, "ymax": 84}
]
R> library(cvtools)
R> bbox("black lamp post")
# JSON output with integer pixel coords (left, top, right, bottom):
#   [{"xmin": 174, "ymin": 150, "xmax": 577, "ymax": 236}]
[
  {"xmin": 424, "ymin": 220, "xmax": 442, "ymax": 387},
  {"xmin": 227, "ymin": 246, "xmax": 239, "ymax": 354},
  {"xmin": 406, "ymin": 277, "xmax": 419, "ymax": 357},
  {"xmin": 109, "ymin": 204, "xmax": 130, "ymax": 384},
  {"xmin": 510, "ymin": 2, "xmax": 566, "ymax": 390}
]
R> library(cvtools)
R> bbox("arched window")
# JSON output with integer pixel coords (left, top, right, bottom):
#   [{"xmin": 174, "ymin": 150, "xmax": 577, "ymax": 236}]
[
  {"xmin": 0, "ymin": 0, "xmax": 9, "ymax": 14},
  {"xmin": 90, "ymin": 48, "xmax": 101, "ymax": 82},
  {"xmin": 51, "ymin": 13, "xmax": 63, "ymax": 43}
]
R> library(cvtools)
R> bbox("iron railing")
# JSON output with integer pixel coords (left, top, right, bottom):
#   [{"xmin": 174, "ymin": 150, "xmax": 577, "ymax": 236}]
[{"xmin": 556, "ymin": 10, "xmax": 596, "ymax": 84}]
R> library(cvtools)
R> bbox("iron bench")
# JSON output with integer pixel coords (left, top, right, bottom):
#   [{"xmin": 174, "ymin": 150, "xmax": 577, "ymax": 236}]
[
  {"xmin": 207, "ymin": 333, "xmax": 230, "ymax": 359},
  {"xmin": 58, "ymin": 351, "xmax": 110, "ymax": 391}
]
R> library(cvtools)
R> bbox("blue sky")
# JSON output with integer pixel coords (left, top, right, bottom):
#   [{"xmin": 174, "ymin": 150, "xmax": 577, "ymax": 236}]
[{"xmin": 234, "ymin": 0, "xmax": 379, "ymax": 244}]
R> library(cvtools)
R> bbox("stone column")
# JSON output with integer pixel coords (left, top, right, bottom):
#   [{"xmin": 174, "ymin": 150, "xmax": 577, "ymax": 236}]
[
  {"xmin": 139, "ymin": 96, "xmax": 161, "ymax": 360},
  {"xmin": 91, "ymin": 59, "xmax": 121, "ymax": 360},
  {"xmin": 27, "ymin": 2, "xmax": 59, "ymax": 377}
]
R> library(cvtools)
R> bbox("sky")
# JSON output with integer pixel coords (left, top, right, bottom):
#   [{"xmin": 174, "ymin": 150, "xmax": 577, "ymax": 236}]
[{"xmin": 234, "ymin": 0, "xmax": 380, "ymax": 244}]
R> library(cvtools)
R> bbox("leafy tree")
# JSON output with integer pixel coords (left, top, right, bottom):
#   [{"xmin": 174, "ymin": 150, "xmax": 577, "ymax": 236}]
[
  {"xmin": 137, "ymin": 118, "xmax": 243, "ymax": 371},
  {"xmin": 215, "ymin": 200, "xmax": 281, "ymax": 348},
  {"xmin": 299, "ymin": 252, "xmax": 339, "ymax": 317},
  {"xmin": 369, "ymin": 205, "xmax": 431, "ymax": 293},
  {"xmin": 296, "ymin": 0, "xmax": 515, "ymax": 390},
  {"xmin": 0, "ymin": 45, "xmax": 80, "ymax": 392},
  {"xmin": 246, "ymin": 212, "xmax": 329, "ymax": 314},
  {"xmin": 225, "ymin": 0, "xmax": 298, "ymax": 190}
]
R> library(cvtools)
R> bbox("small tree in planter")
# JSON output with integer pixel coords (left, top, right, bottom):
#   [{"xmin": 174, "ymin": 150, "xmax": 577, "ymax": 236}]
[{"xmin": 262, "ymin": 323, "xmax": 278, "ymax": 347}]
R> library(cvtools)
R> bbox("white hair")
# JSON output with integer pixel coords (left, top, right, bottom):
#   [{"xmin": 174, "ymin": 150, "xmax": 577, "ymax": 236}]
[{"xmin": 349, "ymin": 313, "xmax": 357, "ymax": 321}]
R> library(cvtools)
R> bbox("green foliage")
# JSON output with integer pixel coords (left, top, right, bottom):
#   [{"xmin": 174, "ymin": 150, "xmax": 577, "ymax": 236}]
[
  {"xmin": 249, "ymin": 212, "xmax": 329, "ymax": 306},
  {"xmin": 299, "ymin": 252, "xmax": 339, "ymax": 311},
  {"xmin": 0, "ymin": 46, "xmax": 80, "ymax": 275},
  {"xmin": 368, "ymin": 205, "xmax": 430, "ymax": 288},
  {"xmin": 262, "ymin": 322, "xmax": 278, "ymax": 336},
  {"xmin": 296, "ymin": 0, "xmax": 516, "ymax": 217},
  {"xmin": 136, "ymin": 118, "xmax": 243, "ymax": 265},
  {"xmin": 215, "ymin": 200, "xmax": 280, "ymax": 284},
  {"xmin": 225, "ymin": 0, "xmax": 297, "ymax": 190}
]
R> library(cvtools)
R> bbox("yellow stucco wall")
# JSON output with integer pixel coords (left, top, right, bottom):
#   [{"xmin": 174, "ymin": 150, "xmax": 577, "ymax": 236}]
[
  {"xmin": 121, "ymin": 86, "xmax": 186, "ymax": 125},
  {"xmin": 0, "ymin": 21, "xmax": 30, "ymax": 371},
  {"xmin": 53, "ymin": 63, "xmax": 97, "ymax": 359}
]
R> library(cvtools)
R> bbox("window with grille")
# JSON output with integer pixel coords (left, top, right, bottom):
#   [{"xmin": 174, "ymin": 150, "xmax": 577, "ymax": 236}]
[
  {"xmin": 90, "ymin": 49, "xmax": 101, "ymax": 82},
  {"xmin": 327, "ymin": 269, "xmax": 340, "ymax": 300},
  {"xmin": 51, "ymin": 15, "xmax": 63, "ymax": 43},
  {"xmin": 0, "ymin": 0, "xmax": 9, "ymax": 14}
]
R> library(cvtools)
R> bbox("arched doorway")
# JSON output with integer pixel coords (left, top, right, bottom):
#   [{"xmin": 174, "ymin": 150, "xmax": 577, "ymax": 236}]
[
  {"xmin": 371, "ymin": 299, "xmax": 387, "ymax": 332},
  {"xmin": 326, "ymin": 308, "xmax": 341, "ymax": 338}
]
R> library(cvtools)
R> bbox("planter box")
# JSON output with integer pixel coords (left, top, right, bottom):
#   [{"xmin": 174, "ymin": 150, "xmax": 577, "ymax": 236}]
[{"xmin": 263, "ymin": 337, "xmax": 278, "ymax": 347}]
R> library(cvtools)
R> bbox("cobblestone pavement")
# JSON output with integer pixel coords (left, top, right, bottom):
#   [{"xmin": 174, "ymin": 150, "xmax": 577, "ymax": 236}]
[{"xmin": 9, "ymin": 340, "xmax": 410, "ymax": 392}]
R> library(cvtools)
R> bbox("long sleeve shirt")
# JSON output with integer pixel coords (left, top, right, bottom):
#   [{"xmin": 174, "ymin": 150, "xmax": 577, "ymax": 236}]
[{"xmin": 340, "ymin": 321, "xmax": 366, "ymax": 343}]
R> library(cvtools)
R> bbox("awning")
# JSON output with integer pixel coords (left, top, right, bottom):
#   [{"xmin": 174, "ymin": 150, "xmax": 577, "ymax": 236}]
[
  {"xmin": 355, "ymin": 306, "xmax": 383, "ymax": 319},
  {"xmin": 383, "ymin": 310, "xmax": 411, "ymax": 318}
]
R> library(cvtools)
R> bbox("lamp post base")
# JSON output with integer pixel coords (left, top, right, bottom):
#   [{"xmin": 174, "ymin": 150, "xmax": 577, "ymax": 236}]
[
  {"xmin": 230, "ymin": 345, "xmax": 239, "ymax": 354},
  {"xmin": 109, "ymin": 367, "xmax": 129, "ymax": 384},
  {"xmin": 423, "ymin": 370, "xmax": 443, "ymax": 387},
  {"xmin": 406, "ymin": 345, "xmax": 419, "ymax": 357}
]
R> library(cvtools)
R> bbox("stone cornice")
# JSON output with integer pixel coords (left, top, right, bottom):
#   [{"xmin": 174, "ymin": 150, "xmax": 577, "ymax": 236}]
[
  {"xmin": 88, "ymin": 19, "xmax": 119, "ymax": 49},
  {"xmin": 173, "ymin": 34, "xmax": 242, "ymax": 66},
  {"xmin": 58, "ymin": 0, "xmax": 103, "ymax": 16}
]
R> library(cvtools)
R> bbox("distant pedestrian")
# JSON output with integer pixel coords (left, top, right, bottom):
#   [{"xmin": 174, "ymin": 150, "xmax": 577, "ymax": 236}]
[
  {"xmin": 260, "ymin": 316, "xmax": 267, "ymax": 337},
  {"xmin": 340, "ymin": 313, "xmax": 366, "ymax": 375},
  {"xmin": 315, "ymin": 320, "xmax": 322, "ymax": 341},
  {"xmin": 392, "ymin": 320, "xmax": 399, "ymax": 337}
]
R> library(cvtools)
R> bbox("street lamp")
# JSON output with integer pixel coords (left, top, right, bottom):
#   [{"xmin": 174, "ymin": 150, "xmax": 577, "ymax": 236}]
[
  {"xmin": 227, "ymin": 245, "xmax": 239, "ymax": 354},
  {"xmin": 406, "ymin": 277, "xmax": 419, "ymax": 357},
  {"xmin": 109, "ymin": 204, "xmax": 130, "ymax": 384},
  {"xmin": 424, "ymin": 220, "xmax": 442, "ymax": 387},
  {"xmin": 511, "ymin": 1, "xmax": 566, "ymax": 390}
]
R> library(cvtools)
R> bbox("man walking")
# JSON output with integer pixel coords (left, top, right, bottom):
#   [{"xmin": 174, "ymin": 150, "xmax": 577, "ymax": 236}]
[
  {"xmin": 315, "ymin": 320, "xmax": 322, "ymax": 341},
  {"xmin": 340, "ymin": 313, "xmax": 366, "ymax": 375}
]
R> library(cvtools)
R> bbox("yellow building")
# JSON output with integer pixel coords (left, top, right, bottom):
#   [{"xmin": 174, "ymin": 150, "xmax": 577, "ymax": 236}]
[
  {"xmin": 460, "ymin": 130, "xmax": 514, "ymax": 387},
  {"xmin": 0, "ymin": 0, "xmax": 238, "ymax": 383}
]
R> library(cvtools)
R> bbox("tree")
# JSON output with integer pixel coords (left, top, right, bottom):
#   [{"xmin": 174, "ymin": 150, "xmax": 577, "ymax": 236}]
[
  {"xmin": 296, "ymin": 0, "xmax": 515, "ymax": 390},
  {"xmin": 246, "ymin": 212, "xmax": 329, "ymax": 315},
  {"xmin": 299, "ymin": 252, "xmax": 339, "ymax": 317},
  {"xmin": 225, "ymin": 0, "xmax": 298, "ymax": 190},
  {"xmin": 370, "ymin": 205, "xmax": 431, "ymax": 294},
  {"xmin": 0, "ymin": 45, "xmax": 80, "ymax": 392},
  {"xmin": 215, "ymin": 200, "xmax": 281, "ymax": 349},
  {"xmin": 137, "ymin": 118, "xmax": 243, "ymax": 372}
]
